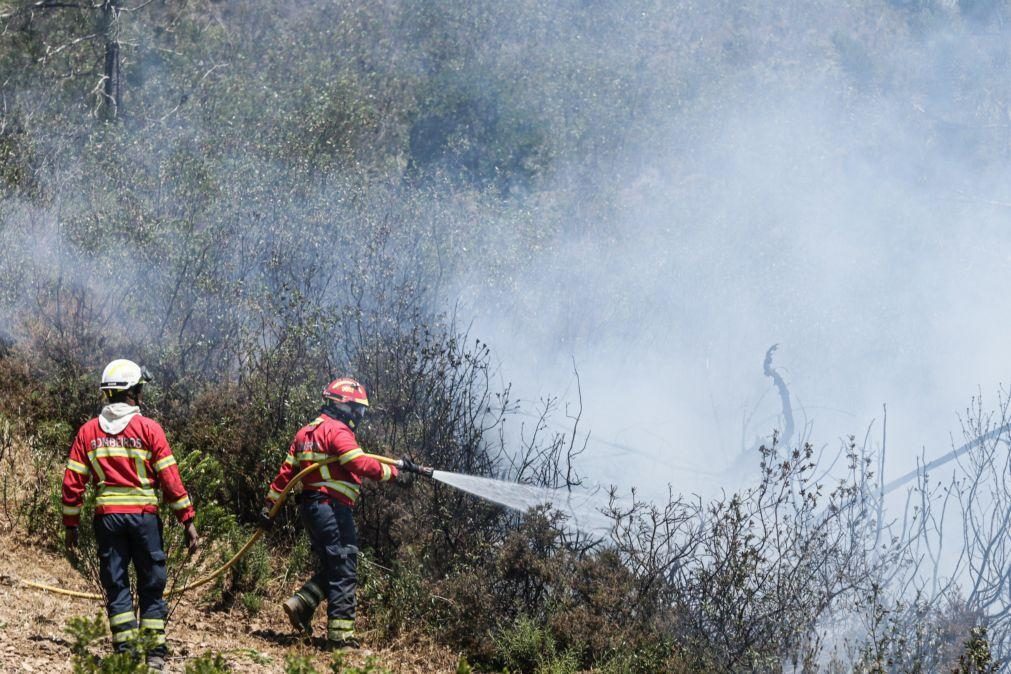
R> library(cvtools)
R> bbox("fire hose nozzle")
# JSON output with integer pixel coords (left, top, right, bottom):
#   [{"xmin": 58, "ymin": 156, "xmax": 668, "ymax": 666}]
[{"xmin": 398, "ymin": 457, "xmax": 434, "ymax": 478}]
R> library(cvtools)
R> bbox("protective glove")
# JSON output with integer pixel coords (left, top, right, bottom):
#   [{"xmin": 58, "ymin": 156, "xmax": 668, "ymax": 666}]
[
  {"xmin": 258, "ymin": 507, "xmax": 275, "ymax": 531},
  {"xmin": 184, "ymin": 521, "xmax": 200, "ymax": 554},
  {"xmin": 394, "ymin": 468, "xmax": 414, "ymax": 486}
]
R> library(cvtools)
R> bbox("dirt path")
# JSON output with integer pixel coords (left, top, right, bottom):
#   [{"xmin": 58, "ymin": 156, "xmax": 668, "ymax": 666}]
[{"xmin": 0, "ymin": 533, "xmax": 458, "ymax": 673}]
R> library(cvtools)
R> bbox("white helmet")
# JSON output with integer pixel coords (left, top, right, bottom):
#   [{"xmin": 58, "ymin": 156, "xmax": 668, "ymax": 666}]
[{"xmin": 100, "ymin": 359, "xmax": 151, "ymax": 392}]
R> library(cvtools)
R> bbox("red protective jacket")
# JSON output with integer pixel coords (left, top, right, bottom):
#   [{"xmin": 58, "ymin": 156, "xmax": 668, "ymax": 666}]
[
  {"xmin": 266, "ymin": 413, "xmax": 396, "ymax": 507},
  {"xmin": 61, "ymin": 414, "xmax": 195, "ymax": 527}
]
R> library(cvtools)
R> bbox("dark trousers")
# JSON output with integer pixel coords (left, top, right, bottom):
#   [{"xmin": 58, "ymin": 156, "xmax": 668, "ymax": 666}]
[
  {"xmin": 295, "ymin": 493, "xmax": 359, "ymax": 641},
  {"xmin": 94, "ymin": 513, "xmax": 168, "ymax": 655}
]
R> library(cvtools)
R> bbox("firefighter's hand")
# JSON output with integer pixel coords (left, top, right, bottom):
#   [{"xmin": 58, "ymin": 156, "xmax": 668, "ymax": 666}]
[
  {"xmin": 184, "ymin": 521, "xmax": 200, "ymax": 555},
  {"xmin": 258, "ymin": 507, "xmax": 275, "ymax": 530},
  {"xmin": 394, "ymin": 468, "xmax": 414, "ymax": 487},
  {"xmin": 399, "ymin": 456, "xmax": 434, "ymax": 478},
  {"xmin": 64, "ymin": 526, "xmax": 78, "ymax": 552}
]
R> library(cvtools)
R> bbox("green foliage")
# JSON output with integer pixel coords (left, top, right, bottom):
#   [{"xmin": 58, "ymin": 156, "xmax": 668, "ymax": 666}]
[
  {"xmin": 72, "ymin": 653, "xmax": 149, "ymax": 674},
  {"xmin": 328, "ymin": 654, "xmax": 393, "ymax": 674},
  {"xmin": 594, "ymin": 646, "xmax": 683, "ymax": 674},
  {"xmin": 455, "ymin": 655, "xmax": 473, "ymax": 674},
  {"xmin": 283, "ymin": 654, "xmax": 319, "ymax": 674},
  {"xmin": 66, "ymin": 615, "xmax": 149, "ymax": 674},
  {"xmin": 67, "ymin": 615, "xmax": 107, "ymax": 659},
  {"xmin": 955, "ymin": 627, "xmax": 1001, "ymax": 674},
  {"xmin": 185, "ymin": 652, "xmax": 232, "ymax": 674},
  {"xmin": 207, "ymin": 529, "xmax": 271, "ymax": 607},
  {"xmin": 494, "ymin": 616, "xmax": 578, "ymax": 674},
  {"xmin": 0, "ymin": 423, "xmax": 65, "ymax": 542},
  {"xmin": 0, "ymin": 120, "xmax": 39, "ymax": 197},
  {"xmin": 240, "ymin": 590, "xmax": 263, "ymax": 615},
  {"xmin": 357, "ymin": 549, "xmax": 430, "ymax": 641},
  {"xmin": 284, "ymin": 533, "xmax": 315, "ymax": 582}
]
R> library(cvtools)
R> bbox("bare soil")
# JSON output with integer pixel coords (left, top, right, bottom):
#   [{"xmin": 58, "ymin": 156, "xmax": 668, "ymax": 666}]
[{"xmin": 0, "ymin": 532, "xmax": 460, "ymax": 674}]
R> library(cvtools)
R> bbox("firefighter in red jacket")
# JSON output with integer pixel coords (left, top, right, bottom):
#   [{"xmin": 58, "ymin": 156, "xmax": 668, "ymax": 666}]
[
  {"xmin": 62, "ymin": 359, "xmax": 198, "ymax": 671},
  {"xmin": 263, "ymin": 377, "xmax": 399, "ymax": 649}
]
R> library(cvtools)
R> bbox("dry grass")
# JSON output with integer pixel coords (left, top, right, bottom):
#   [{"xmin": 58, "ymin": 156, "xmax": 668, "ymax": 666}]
[{"xmin": 0, "ymin": 530, "xmax": 462, "ymax": 673}]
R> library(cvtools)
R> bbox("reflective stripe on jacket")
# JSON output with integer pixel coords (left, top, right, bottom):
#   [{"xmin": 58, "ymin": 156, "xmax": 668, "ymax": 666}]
[
  {"xmin": 61, "ymin": 414, "xmax": 195, "ymax": 526},
  {"xmin": 266, "ymin": 412, "xmax": 396, "ymax": 508}
]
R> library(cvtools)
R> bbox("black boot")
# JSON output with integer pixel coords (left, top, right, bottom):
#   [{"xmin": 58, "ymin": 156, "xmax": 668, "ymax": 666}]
[{"xmin": 283, "ymin": 594, "xmax": 316, "ymax": 636}]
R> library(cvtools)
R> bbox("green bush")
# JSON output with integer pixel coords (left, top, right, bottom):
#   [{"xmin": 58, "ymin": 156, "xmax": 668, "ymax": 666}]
[
  {"xmin": 593, "ymin": 643, "xmax": 684, "ymax": 674},
  {"xmin": 955, "ymin": 626, "xmax": 1001, "ymax": 673},
  {"xmin": 284, "ymin": 532, "xmax": 315, "ymax": 584},
  {"xmin": 329, "ymin": 653, "xmax": 394, "ymax": 674},
  {"xmin": 67, "ymin": 615, "xmax": 107, "ymax": 659},
  {"xmin": 209, "ymin": 529, "xmax": 272, "ymax": 608},
  {"xmin": 66, "ymin": 615, "xmax": 150, "ymax": 674},
  {"xmin": 284, "ymin": 655, "xmax": 319, "ymax": 674},
  {"xmin": 494, "ymin": 615, "xmax": 579, "ymax": 674},
  {"xmin": 185, "ymin": 652, "xmax": 232, "ymax": 673},
  {"xmin": 241, "ymin": 591, "xmax": 263, "ymax": 615},
  {"xmin": 357, "ymin": 548, "xmax": 430, "ymax": 641}
]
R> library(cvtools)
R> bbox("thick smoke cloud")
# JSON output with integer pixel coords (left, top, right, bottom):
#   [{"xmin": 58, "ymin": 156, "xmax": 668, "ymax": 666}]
[{"xmin": 452, "ymin": 4, "xmax": 1011, "ymax": 499}]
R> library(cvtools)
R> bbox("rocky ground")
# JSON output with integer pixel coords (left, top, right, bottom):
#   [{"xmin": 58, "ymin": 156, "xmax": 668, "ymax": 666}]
[{"xmin": 0, "ymin": 532, "xmax": 460, "ymax": 673}]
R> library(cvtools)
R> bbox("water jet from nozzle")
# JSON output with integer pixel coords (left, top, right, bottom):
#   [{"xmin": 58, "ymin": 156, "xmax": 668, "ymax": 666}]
[{"xmin": 431, "ymin": 470, "xmax": 613, "ymax": 538}]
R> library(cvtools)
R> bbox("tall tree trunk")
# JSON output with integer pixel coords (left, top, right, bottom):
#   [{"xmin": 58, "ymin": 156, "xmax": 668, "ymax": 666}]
[{"xmin": 98, "ymin": 0, "xmax": 121, "ymax": 119}]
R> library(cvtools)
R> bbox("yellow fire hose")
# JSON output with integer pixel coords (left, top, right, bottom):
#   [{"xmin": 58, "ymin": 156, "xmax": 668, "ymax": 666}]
[{"xmin": 16, "ymin": 454, "xmax": 402, "ymax": 601}]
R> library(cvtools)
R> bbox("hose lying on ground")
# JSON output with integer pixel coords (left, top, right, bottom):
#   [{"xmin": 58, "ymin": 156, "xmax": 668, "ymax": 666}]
[{"xmin": 17, "ymin": 454, "xmax": 402, "ymax": 601}]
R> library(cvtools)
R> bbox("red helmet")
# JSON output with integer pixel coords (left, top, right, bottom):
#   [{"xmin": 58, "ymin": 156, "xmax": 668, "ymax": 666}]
[{"xmin": 322, "ymin": 378, "xmax": 369, "ymax": 407}]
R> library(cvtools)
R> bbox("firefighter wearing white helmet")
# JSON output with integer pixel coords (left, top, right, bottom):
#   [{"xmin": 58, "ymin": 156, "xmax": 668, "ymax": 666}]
[
  {"xmin": 61, "ymin": 359, "xmax": 198, "ymax": 670},
  {"xmin": 100, "ymin": 359, "xmax": 152, "ymax": 394}
]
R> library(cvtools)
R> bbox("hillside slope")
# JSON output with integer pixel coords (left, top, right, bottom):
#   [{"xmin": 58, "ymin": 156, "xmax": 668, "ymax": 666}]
[{"xmin": 0, "ymin": 532, "xmax": 459, "ymax": 674}]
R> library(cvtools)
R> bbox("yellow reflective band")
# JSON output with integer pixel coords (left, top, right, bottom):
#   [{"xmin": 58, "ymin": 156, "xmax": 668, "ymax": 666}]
[
  {"xmin": 96, "ymin": 485, "xmax": 158, "ymax": 507},
  {"xmin": 267, "ymin": 489, "xmax": 281, "ymax": 502},
  {"xmin": 328, "ymin": 618, "xmax": 354, "ymax": 630},
  {"xmin": 151, "ymin": 632, "xmax": 166, "ymax": 645},
  {"xmin": 112, "ymin": 629, "xmax": 137, "ymax": 643},
  {"xmin": 109, "ymin": 611, "xmax": 135, "ymax": 627},
  {"xmin": 283, "ymin": 453, "xmax": 297, "ymax": 466},
  {"xmin": 62, "ymin": 504, "xmax": 81, "ymax": 515},
  {"xmin": 296, "ymin": 451, "xmax": 331, "ymax": 463},
  {"xmin": 168, "ymin": 495, "xmax": 192, "ymax": 511},
  {"xmin": 88, "ymin": 447, "xmax": 151, "ymax": 461},
  {"xmin": 338, "ymin": 448, "xmax": 365, "ymax": 465},
  {"xmin": 97, "ymin": 495, "xmax": 158, "ymax": 502},
  {"xmin": 89, "ymin": 457, "xmax": 106, "ymax": 483},
  {"xmin": 135, "ymin": 456, "xmax": 151, "ymax": 488},
  {"xmin": 153, "ymin": 455, "xmax": 176, "ymax": 472},
  {"xmin": 380, "ymin": 463, "xmax": 392, "ymax": 481},
  {"xmin": 328, "ymin": 626, "xmax": 354, "ymax": 639},
  {"xmin": 140, "ymin": 618, "xmax": 165, "ymax": 630},
  {"xmin": 100, "ymin": 485, "xmax": 155, "ymax": 495},
  {"xmin": 66, "ymin": 459, "xmax": 90, "ymax": 476},
  {"xmin": 308, "ymin": 480, "xmax": 360, "ymax": 501}
]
